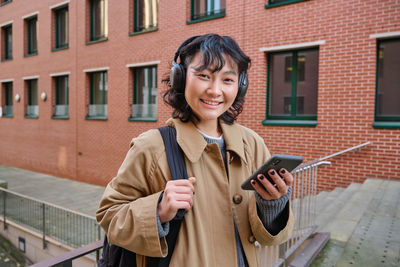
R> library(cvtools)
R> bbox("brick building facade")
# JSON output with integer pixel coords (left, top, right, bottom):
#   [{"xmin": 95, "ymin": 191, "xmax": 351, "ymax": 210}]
[{"xmin": 0, "ymin": 0, "xmax": 399, "ymax": 190}]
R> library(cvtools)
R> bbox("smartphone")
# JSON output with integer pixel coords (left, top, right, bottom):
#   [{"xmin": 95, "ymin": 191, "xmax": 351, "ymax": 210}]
[{"xmin": 241, "ymin": 154, "xmax": 303, "ymax": 190}]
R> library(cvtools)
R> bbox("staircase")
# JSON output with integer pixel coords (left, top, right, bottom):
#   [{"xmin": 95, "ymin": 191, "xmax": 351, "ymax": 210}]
[{"xmin": 309, "ymin": 178, "xmax": 400, "ymax": 267}]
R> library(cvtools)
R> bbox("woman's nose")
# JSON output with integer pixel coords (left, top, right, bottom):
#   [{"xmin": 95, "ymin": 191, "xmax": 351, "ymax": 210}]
[{"xmin": 207, "ymin": 80, "xmax": 222, "ymax": 96}]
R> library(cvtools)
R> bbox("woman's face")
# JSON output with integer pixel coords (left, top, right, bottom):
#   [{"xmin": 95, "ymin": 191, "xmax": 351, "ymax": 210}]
[{"xmin": 184, "ymin": 52, "xmax": 239, "ymax": 127}]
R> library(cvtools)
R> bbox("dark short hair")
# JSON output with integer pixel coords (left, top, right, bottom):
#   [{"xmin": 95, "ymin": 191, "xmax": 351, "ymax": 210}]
[{"xmin": 162, "ymin": 34, "xmax": 251, "ymax": 125}]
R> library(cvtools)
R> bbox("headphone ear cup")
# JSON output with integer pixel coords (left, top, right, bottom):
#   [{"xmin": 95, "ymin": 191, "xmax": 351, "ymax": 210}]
[
  {"xmin": 170, "ymin": 62, "xmax": 185, "ymax": 92},
  {"xmin": 237, "ymin": 73, "xmax": 248, "ymax": 98}
]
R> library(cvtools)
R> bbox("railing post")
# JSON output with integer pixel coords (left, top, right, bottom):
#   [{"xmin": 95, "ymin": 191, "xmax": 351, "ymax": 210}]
[
  {"xmin": 3, "ymin": 191, "xmax": 7, "ymax": 230},
  {"xmin": 42, "ymin": 203, "xmax": 47, "ymax": 249},
  {"xmin": 97, "ymin": 224, "xmax": 102, "ymax": 261}
]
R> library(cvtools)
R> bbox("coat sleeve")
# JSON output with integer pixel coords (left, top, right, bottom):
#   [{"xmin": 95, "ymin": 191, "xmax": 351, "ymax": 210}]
[
  {"xmin": 246, "ymin": 131, "xmax": 295, "ymax": 245},
  {"xmin": 96, "ymin": 131, "xmax": 168, "ymax": 257}
]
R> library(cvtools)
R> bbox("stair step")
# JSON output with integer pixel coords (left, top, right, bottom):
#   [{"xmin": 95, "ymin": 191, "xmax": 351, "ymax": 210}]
[
  {"xmin": 335, "ymin": 179, "xmax": 400, "ymax": 267},
  {"xmin": 315, "ymin": 187, "xmax": 345, "ymax": 213},
  {"xmin": 319, "ymin": 179, "xmax": 384, "ymax": 243},
  {"xmin": 314, "ymin": 183, "xmax": 361, "ymax": 231},
  {"xmin": 289, "ymin": 232, "xmax": 330, "ymax": 267}
]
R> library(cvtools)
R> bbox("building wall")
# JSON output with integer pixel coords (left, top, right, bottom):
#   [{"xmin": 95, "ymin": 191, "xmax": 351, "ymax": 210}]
[{"xmin": 0, "ymin": 0, "xmax": 399, "ymax": 191}]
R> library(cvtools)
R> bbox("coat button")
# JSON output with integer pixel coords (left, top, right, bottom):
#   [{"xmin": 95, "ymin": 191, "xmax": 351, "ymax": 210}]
[
  {"xmin": 248, "ymin": 235, "xmax": 256, "ymax": 244},
  {"xmin": 233, "ymin": 194, "xmax": 243, "ymax": 204}
]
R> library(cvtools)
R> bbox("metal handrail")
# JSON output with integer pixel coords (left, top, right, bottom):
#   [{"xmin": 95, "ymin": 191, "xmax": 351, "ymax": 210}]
[
  {"xmin": 318, "ymin": 141, "xmax": 371, "ymax": 161},
  {"xmin": 0, "ymin": 187, "xmax": 96, "ymax": 220},
  {"xmin": 29, "ymin": 239, "xmax": 103, "ymax": 267},
  {"xmin": 0, "ymin": 187, "xmax": 102, "ymax": 250}
]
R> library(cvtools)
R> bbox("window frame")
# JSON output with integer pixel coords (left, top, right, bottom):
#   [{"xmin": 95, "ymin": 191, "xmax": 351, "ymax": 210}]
[
  {"xmin": 264, "ymin": 47, "xmax": 319, "ymax": 127},
  {"xmin": 86, "ymin": 71, "xmax": 108, "ymax": 120},
  {"xmin": 188, "ymin": 0, "xmax": 226, "ymax": 24},
  {"xmin": 54, "ymin": 5, "xmax": 69, "ymax": 50},
  {"xmin": 129, "ymin": 65, "xmax": 158, "ymax": 122},
  {"xmin": 25, "ymin": 16, "xmax": 38, "ymax": 56},
  {"xmin": 373, "ymin": 37, "xmax": 400, "ymax": 129},
  {"xmin": 265, "ymin": 0, "xmax": 308, "ymax": 9},
  {"xmin": 25, "ymin": 79, "xmax": 39, "ymax": 118},
  {"xmin": 132, "ymin": 0, "xmax": 158, "ymax": 35},
  {"xmin": 1, "ymin": 82, "xmax": 13, "ymax": 117},
  {"xmin": 2, "ymin": 24, "xmax": 12, "ymax": 61},
  {"xmin": 89, "ymin": 0, "xmax": 108, "ymax": 42},
  {"xmin": 52, "ymin": 75, "xmax": 69, "ymax": 119}
]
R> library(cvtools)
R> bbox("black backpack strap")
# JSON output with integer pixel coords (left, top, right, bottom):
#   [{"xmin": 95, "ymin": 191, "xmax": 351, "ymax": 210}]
[
  {"xmin": 158, "ymin": 126, "xmax": 188, "ymax": 181},
  {"xmin": 99, "ymin": 126, "xmax": 188, "ymax": 267},
  {"xmin": 147, "ymin": 126, "xmax": 188, "ymax": 267}
]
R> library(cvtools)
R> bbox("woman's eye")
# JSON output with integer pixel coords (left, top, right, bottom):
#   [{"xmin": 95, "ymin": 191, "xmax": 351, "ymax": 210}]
[
  {"xmin": 198, "ymin": 74, "xmax": 209, "ymax": 79},
  {"xmin": 224, "ymin": 78, "xmax": 234, "ymax": 83}
]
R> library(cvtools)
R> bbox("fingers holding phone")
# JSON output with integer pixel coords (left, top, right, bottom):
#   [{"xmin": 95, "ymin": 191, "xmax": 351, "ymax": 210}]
[{"xmin": 251, "ymin": 168, "xmax": 293, "ymax": 200}]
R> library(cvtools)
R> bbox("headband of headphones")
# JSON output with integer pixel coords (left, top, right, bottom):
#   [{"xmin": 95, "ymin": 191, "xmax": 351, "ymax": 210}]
[{"xmin": 173, "ymin": 35, "xmax": 201, "ymax": 64}]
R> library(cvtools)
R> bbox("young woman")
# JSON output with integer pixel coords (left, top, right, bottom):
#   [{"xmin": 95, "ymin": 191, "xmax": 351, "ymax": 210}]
[{"xmin": 96, "ymin": 34, "xmax": 294, "ymax": 267}]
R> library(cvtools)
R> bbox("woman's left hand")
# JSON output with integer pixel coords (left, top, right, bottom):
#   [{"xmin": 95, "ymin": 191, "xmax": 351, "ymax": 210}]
[{"xmin": 251, "ymin": 168, "xmax": 293, "ymax": 200}]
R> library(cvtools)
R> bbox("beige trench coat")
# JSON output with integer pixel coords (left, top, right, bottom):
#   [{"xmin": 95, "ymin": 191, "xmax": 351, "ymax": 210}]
[{"xmin": 96, "ymin": 118, "xmax": 294, "ymax": 267}]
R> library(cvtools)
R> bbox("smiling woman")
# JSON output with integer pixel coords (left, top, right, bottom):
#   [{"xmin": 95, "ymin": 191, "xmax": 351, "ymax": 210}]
[{"xmin": 96, "ymin": 34, "xmax": 294, "ymax": 267}]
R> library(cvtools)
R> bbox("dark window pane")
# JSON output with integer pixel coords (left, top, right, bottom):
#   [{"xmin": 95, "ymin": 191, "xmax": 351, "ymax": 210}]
[
  {"xmin": 89, "ymin": 72, "xmax": 107, "ymax": 117},
  {"xmin": 376, "ymin": 39, "xmax": 400, "ymax": 117},
  {"xmin": 3, "ymin": 82, "xmax": 13, "ymax": 116},
  {"xmin": 192, "ymin": 0, "xmax": 225, "ymax": 20},
  {"xmin": 29, "ymin": 80, "xmax": 38, "ymax": 106},
  {"xmin": 5, "ymin": 83, "xmax": 12, "ymax": 105},
  {"xmin": 92, "ymin": 0, "xmax": 106, "ymax": 40},
  {"xmin": 269, "ymin": 53, "xmax": 293, "ymax": 116},
  {"xmin": 56, "ymin": 76, "xmax": 68, "ymax": 105},
  {"xmin": 296, "ymin": 50, "xmax": 318, "ymax": 116},
  {"xmin": 56, "ymin": 7, "xmax": 68, "ymax": 48},
  {"xmin": 3, "ymin": 25, "xmax": 12, "ymax": 59},
  {"xmin": 91, "ymin": 72, "xmax": 107, "ymax": 105},
  {"xmin": 27, "ymin": 17, "xmax": 37, "ymax": 54},
  {"xmin": 132, "ymin": 66, "xmax": 157, "ymax": 118},
  {"xmin": 134, "ymin": 0, "xmax": 157, "ymax": 32}
]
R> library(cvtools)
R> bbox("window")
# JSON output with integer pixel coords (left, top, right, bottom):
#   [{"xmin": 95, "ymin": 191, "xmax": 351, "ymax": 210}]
[
  {"xmin": 133, "ymin": 0, "xmax": 158, "ymax": 33},
  {"xmin": 88, "ymin": 71, "xmax": 107, "ymax": 119},
  {"xmin": 90, "ymin": 0, "xmax": 107, "ymax": 41},
  {"xmin": 25, "ymin": 79, "xmax": 38, "ymax": 118},
  {"xmin": 266, "ymin": 48, "xmax": 318, "ymax": 124},
  {"xmin": 1, "ymin": 24, "xmax": 12, "ymax": 60},
  {"xmin": 374, "ymin": 38, "xmax": 400, "ymax": 126},
  {"xmin": 25, "ymin": 16, "xmax": 38, "ymax": 56},
  {"xmin": 190, "ymin": 0, "xmax": 225, "ymax": 22},
  {"xmin": 1, "ymin": 82, "xmax": 13, "ymax": 117},
  {"xmin": 130, "ymin": 66, "xmax": 157, "ymax": 120},
  {"xmin": 53, "ymin": 76, "xmax": 69, "ymax": 118},
  {"xmin": 54, "ymin": 6, "xmax": 68, "ymax": 49}
]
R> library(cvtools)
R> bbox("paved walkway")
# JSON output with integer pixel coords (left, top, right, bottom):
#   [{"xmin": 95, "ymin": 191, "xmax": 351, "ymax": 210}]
[{"xmin": 0, "ymin": 165, "xmax": 105, "ymax": 217}]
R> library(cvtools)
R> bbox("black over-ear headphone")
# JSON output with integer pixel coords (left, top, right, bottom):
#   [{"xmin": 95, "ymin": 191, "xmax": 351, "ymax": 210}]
[{"xmin": 170, "ymin": 35, "xmax": 249, "ymax": 98}]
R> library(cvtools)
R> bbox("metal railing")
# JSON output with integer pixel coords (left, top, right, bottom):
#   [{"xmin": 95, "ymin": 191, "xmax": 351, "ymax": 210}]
[
  {"xmin": 256, "ymin": 160, "xmax": 331, "ymax": 267},
  {"xmin": 257, "ymin": 141, "xmax": 371, "ymax": 266},
  {"xmin": 0, "ymin": 187, "xmax": 101, "ymax": 250}
]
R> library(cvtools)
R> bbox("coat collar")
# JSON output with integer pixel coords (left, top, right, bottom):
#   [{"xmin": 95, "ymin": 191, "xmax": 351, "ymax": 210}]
[{"xmin": 167, "ymin": 118, "xmax": 247, "ymax": 164}]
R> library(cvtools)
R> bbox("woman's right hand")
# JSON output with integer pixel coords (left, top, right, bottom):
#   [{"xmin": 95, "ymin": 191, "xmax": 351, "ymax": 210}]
[{"xmin": 158, "ymin": 177, "xmax": 196, "ymax": 223}]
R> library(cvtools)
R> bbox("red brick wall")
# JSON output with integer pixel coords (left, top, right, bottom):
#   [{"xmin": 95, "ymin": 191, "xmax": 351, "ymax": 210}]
[{"xmin": 0, "ymin": 0, "xmax": 399, "ymax": 191}]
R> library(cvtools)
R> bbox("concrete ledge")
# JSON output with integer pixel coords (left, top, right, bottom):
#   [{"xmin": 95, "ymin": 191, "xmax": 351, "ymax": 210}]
[{"xmin": 289, "ymin": 232, "xmax": 330, "ymax": 267}]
